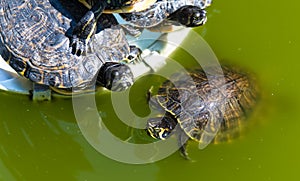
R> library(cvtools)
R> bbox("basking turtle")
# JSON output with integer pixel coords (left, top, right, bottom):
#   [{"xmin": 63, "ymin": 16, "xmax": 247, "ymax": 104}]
[
  {"xmin": 0, "ymin": 0, "xmax": 141, "ymax": 100},
  {"xmin": 71, "ymin": 0, "xmax": 158, "ymax": 55},
  {"xmin": 120, "ymin": 0, "xmax": 212, "ymax": 32},
  {"xmin": 147, "ymin": 66, "xmax": 258, "ymax": 158}
]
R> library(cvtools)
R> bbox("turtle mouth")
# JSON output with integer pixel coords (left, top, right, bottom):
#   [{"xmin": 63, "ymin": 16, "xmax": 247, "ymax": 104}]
[
  {"xmin": 146, "ymin": 127, "xmax": 159, "ymax": 139},
  {"xmin": 146, "ymin": 119, "xmax": 160, "ymax": 140}
]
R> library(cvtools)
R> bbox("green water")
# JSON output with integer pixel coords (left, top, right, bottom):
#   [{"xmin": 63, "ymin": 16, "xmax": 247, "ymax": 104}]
[{"xmin": 1, "ymin": 0, "xmax": 300, "ymax": 180}]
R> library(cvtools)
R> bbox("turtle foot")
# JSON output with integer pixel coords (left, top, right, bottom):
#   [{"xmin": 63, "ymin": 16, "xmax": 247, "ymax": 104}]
[
  {"xmin": 70, "ymin": 36, "xmax": 87, "ymax": 56},
  {"xmin": 97, "ymin": 62, "xmax": 134, "ymax": 92},
  {"xmin": 70, "ymin": 10, "xmax": 97, "ymax": 56},
  {"xmin": 126, "ymin": 46, "xmax": 142, "ymax": 63}
]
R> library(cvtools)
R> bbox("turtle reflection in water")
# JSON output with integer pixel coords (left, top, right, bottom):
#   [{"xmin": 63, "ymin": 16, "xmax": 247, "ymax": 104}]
[{"xmin": 147, "ymin": 66, "xmax": 258, "ymax": 159}]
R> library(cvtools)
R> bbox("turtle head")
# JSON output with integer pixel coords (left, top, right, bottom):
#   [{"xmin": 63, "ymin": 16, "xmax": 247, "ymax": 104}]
[
  {"xmin": 169, "ymin": 6, "xmax": 207, "ymax": 27},
  {"xmin": 146, "ymin": 116, "xmax": 177, "ymax": 140}
]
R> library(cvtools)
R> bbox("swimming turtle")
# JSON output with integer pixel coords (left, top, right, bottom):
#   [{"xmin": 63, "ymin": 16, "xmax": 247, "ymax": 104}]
[
  {"xmin": 71, "ymin": 0, "xmax": 158, "ymax": 55},
  {"xmin": 147, "ymin": 66, "xmax": 258, "ymax": 158},
  {"xmin": 120, "ymin": 0, "xmax": 212, "ymax": 32},
  {"xmin": 0, "ymin": 0, "xmax": 141, "ymax": 100}
]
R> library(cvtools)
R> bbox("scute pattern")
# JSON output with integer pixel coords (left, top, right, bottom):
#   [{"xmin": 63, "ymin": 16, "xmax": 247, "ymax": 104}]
[
  {"xmin": 0, "ymin": 0, "xmax": 131, "ymax": 89},
  {"xmin": 122, "ymin": 0, "xmax": 212, "ymax": 27},
  {"xmin": 155, "ymin": 66, "xmax": 258, "ymax": 143}
]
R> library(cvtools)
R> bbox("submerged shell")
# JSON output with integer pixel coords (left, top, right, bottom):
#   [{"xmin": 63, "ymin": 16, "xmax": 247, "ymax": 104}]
[
  {"xmin": 155, "ymin": 66, "xmax": 258, "ymax": 145},
  {"xmin": 0, "ymin": 0, "xmax": 131, "ymax": 88}
]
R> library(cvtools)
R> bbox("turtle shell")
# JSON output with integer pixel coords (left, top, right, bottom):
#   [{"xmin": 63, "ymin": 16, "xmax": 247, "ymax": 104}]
[
  {"xmin": 0, "ymin": 0, "xmax": 131, "ymax": 89},
  {"xmin": 154, "ymin": 66, "xmax": 258, "ymax": 146},
  {"xmin": 120, "ymin": 0, "xmax": 212, "ymax": 29}
]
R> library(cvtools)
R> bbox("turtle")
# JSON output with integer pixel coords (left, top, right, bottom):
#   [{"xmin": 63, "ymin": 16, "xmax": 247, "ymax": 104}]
[
  {"xmin": 0, "ymin": 0, "xmax": 141, "ymax": 100},
  {"xmin": 119, "ymin": 0, "xmax": 212, "ymax": 32},
  {"xmin": 146, "ymin": 66, "xmax": 258, "ymax": 159},
  {"xmin": 70, "ymin": 0, "xmax": 158, "ymax": 55}
]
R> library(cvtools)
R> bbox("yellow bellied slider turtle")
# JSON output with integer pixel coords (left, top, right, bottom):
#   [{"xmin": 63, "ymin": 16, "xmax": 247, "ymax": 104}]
[
  {"xmin": 120, "ymin": 0, "xmax": 212, "ymax": 32},
  {"xmin": 147, "ymin": 66, "xmax": 258, "ymax": 158},
  {"xmin": 0, "ymin": 0, "xmax": 141, "ymax": 100}
]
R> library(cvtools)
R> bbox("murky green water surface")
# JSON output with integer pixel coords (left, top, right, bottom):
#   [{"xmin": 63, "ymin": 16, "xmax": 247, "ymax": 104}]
[{"xmin": 1, "ymin": 0, "xmax": 299, "ymax": 180}]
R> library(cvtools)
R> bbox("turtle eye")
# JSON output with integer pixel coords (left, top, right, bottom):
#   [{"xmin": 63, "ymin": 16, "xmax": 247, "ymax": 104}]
[
  {"xmin": 147, "ymin": 117, "xmax": 176, "ymax": 140},
  {"xmin": 160, "ymin": 129, "xmax": 171, "ymax": 139}
]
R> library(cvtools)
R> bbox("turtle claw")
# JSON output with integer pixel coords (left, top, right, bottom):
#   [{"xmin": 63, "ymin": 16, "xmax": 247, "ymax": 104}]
[
  {"xmin": 179, "ymin": 147, "xmax": 196, "ymax": 162},
  {"xmin": 179, "ymin": 143, "xmax": 194, "ymax": 161},
  {"xmin": 70, "ymin": 10, "xmax": 96, "ymax": 56},
  {"xmin": 110, "ymin": 64, "xmax": 134, "ymax": 91},
  {"xmin": 127, "ymin": 46, "xmax": 142, "ymax": 62},
  {"xmin": 179, "ymin": 148, "xmax": 190, "ymax": 160},
  {"xmin": 70, "ymin": 36, "xmax": 86, "ymax": 56},
  {"xmin": 178, "ymin": 131, "xmax": 193, "ymax": 159}
]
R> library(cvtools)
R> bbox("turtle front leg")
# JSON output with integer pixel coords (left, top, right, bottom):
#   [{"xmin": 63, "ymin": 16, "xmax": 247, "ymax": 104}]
[
  {"xmin": 71, "ymin": 1, "xmax": 107, "ymax": 56},
  {"xmin": 178, "ymin": 130, "xmax": 191, "ymax": 160},
  {"xmin": 95, "ymin": 44, "xmax": 142, "ymax": 91}
]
